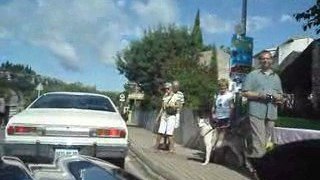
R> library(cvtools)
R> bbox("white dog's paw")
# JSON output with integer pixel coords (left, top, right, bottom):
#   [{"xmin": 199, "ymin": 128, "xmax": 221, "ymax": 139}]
[{"xmin": 201, "ymin": 161, "xmax": 209, "ymax": 165}]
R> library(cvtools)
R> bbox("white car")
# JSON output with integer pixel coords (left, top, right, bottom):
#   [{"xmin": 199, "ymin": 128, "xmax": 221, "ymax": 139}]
[{"xmin": 3, "ymin": 92, "xmax": 128, "ymax": 168}]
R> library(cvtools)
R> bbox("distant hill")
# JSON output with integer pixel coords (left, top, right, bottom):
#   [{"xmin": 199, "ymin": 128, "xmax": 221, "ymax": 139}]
[{"xmin": 0, "ymin": 61, "xmax": 120, "ymax": 107}]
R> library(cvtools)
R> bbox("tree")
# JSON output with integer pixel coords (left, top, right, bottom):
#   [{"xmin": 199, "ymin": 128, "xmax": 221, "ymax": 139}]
[
  {"xmin": 116, "ymin": 24, "xmax": 218, "ymax": 109},
  {"xmin": 191, "ymin": 9, "xmax": 203, "ymax": 50},
  {"xmin": 117, "ymin": 25, "xmax": 197, "ymax": 96},
  {"xmin": 294, "ymin": 0, "xmax": 320, "ymax": 34}
]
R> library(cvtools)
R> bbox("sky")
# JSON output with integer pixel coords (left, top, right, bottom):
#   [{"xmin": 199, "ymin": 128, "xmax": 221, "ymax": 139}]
[{"xmin": 0, "ymin": 0, "xmax": 318, "ymax": 92}]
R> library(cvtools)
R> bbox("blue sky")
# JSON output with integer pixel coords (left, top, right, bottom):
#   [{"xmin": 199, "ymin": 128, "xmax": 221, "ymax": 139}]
[{"xmin": 0, "ymin": 0, "xmax": 317, "ymax": 92}]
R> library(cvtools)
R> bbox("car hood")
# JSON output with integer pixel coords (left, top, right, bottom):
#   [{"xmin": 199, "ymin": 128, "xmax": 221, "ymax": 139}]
[{"xmin": 9, "ymin": 108, "xmax": 125, "ymax": 128}]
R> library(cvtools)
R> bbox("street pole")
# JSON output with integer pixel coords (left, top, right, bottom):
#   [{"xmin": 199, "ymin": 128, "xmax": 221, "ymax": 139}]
[
  {"xmin": 241, "ymin": 0, "xmax": 247, "ymax": 36},
  {"xmin": 234, "ymin": 0, "xmax": 248, "ymax": 125}
]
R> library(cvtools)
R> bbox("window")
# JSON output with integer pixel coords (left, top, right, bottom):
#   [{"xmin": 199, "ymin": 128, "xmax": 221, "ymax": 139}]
[{"xmin": 30, "ymin": 94, "xmax": 115, "ymax": 112}]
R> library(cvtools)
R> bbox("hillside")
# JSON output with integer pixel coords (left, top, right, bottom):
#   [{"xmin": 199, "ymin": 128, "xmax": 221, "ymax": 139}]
[{"xmin": 0, "ymin": 61, "xmax": 120, "ymax": 107}]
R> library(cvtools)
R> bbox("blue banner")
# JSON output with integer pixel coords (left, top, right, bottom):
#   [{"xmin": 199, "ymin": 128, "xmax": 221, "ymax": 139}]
[
  {"xmin": 229, "ymin": 34, "xmax": 253, "ymax": 83},
  {"xmin": 230, "ymin": 34, "xmax": 253, "ymax": 67}
]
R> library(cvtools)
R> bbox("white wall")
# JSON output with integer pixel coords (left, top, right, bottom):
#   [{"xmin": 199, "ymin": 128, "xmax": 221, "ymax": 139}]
[{"xmin": 278, "ymin": 38, "xmax": 314, "ymax": 65}]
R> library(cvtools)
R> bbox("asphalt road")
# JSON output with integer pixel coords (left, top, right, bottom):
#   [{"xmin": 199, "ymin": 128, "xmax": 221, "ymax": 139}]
[{"xmin": 0, "ymin": 128, "xmax": 151, "ymax": 180}]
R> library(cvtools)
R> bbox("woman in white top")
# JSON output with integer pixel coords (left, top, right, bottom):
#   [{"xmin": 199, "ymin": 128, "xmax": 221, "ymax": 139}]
[{"xmin": 212, "ymin": 78, "xmax": 234, "ymax": 129}]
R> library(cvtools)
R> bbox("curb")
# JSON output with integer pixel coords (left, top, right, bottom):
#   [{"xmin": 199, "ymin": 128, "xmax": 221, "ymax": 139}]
[
  {"xmin": 128, "ymin": 149, "xmax": 166, "ymax": 180},
  {"xmin": 129, "ymin": 139, "xmax": 182, "ymax": 180}
]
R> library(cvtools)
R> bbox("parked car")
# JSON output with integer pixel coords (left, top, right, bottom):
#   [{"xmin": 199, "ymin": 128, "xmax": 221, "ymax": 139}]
[
  {"xmin": 3, "ymin": 92, "xmax": 128, "ymax": 168},
  {"xmin": 0, "ymin": 155, "xmax": 141, "ymax": 180}
]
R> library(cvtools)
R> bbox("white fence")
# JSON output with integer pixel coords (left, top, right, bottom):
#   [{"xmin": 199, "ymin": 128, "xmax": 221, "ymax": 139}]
[
  {"xmin": 274, "ymin": 127, "xmax": 320, "ymax": 145},
  {"xmin": 131, "ymin": 108, "xmax": 320, "ymax": 149}
]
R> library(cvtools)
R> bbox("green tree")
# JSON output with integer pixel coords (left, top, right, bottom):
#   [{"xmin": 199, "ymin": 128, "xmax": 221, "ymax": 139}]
[
  {"xmin": 294, "ymin": 0, "xmax": 320, "ymax": 34},
  {"xmin": 116, "ymin": 24, "xmax": 218, "ymax": 109},
  {"xmin": 191, "ymin": 9, "xmax": 204, "ymax": 50},
  {"xmin": 117, "ymin": 25, "xmax": 197, "ymax": 97}
]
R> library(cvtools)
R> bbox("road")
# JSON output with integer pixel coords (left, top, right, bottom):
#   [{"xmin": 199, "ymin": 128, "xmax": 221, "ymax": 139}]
[{"xmin": 0, "ymin": 128, "xmax": 151, "ymax": 180}]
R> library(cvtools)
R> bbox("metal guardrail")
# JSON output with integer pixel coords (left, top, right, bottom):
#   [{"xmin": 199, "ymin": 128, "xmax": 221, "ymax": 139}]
[{"xmin": 274, "ymin": 127, "xmax": 320, "ymax": 145}]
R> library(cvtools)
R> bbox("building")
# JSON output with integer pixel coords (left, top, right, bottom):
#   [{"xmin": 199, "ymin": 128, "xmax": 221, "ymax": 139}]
[
  {"xmin": 253, "ymin": 37, "xmax": 314, "ymax": 68},
  {"xmin": 199, "ymin": 48, "xmax": 231, "ymax": 80}
]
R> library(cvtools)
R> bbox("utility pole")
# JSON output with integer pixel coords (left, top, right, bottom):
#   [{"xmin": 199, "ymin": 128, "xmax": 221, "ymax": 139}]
[
  {"xmin": 230, "ymin": 0, "xmax": 252, "ymax": 125},
  {"xmin": 241, "ymin": 0, "xmax": 247, "ymax": 36},
  {"xmin": 235, "ymin": 0, "xmax": 247, "ymax": 120}
]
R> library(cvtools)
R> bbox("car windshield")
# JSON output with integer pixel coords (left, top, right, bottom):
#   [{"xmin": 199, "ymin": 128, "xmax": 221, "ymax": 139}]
[{"xmin": 29, "ymin": 94, "xmax": 116, "ymax": 112}]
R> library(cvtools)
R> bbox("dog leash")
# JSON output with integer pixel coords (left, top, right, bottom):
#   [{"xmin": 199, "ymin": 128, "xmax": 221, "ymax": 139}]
[{"xmin": 203, "ymin": 128, "xmax": 214, "ymax": 137}]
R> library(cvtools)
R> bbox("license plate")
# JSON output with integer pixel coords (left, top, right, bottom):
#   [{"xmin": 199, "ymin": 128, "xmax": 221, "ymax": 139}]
[{"xmin": 54, "ymin": 149, "xmax": 79, "ymax": 160}]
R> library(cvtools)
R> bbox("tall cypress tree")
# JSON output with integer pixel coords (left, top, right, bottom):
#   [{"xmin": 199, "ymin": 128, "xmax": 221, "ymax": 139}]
[{"xmin": 191, "ymin": 9, "xmax": 203, "ymax": 50}]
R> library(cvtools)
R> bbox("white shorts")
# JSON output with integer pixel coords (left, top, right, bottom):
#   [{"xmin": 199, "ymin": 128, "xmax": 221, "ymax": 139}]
[{"xmin": 158, "ymin": 114, "xmax": 176, "ymax": 136}]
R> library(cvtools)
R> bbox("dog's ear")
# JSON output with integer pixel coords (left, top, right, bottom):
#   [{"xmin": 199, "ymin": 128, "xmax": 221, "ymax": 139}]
[{"xmin": 197, "ymin": 117, "xmax": 207, "ymax": 128}]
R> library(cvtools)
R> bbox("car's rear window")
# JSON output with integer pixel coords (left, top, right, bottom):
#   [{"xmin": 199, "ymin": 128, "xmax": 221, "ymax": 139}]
[{"xmin": 30, "ymin": 94, "xmax": 116, "ymax": 112}]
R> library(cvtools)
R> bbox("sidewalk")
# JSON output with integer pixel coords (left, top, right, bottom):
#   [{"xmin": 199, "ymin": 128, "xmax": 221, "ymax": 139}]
[{"xmin": 128, "ymin": 126, "xmax": 251, "ymax": 180}]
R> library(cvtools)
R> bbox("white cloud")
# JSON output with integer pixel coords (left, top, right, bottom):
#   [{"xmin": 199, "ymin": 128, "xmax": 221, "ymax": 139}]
[
  {"xmin": 31, "ymin": 34, "xmax": 80, "ymax": 71},
  {"xmin": 0, "ymin": 1, "xmax": 131, "ymax": 69},
  {"xmin": 201, "ymin": 13, "xmax": 233, "ymax": 33},
  {"xmin": 131, "ymin": 0, "xmax": 179, "ymax": 26},
  {"xmin": 201, "ymin": 13, "xmax": 272, "ymax": 34},
  {"xmin": 0, "ymin": 0, "xmax": 179, "ymax": 71},
  {"xmin": 280, "ymin": 14, "xmax": 294, "ymax": 23},
  {"xmin": 117, "ymin": 0, "xmax": 126, "ymax": 7},
  {"xmin": 247, "ymin": 16, "xmax": 272, "ymax": 32},
  {"xmin": 0, "ymin": 27, "xmax": 11, "ymax": 39}
]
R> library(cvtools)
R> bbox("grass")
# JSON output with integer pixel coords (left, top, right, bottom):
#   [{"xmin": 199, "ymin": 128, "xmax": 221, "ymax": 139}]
[{"xmin": 276, "ymin": 117, "xmax": 320, "ymax": 130}]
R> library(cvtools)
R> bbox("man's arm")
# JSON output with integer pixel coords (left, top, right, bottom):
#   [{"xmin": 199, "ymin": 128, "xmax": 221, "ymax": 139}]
[{"xmin": 242, "ymin": 91, "xmax": 266, "ymax": 101}]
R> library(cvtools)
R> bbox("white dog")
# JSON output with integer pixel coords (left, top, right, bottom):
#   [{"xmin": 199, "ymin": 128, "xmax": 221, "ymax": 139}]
[{"xmin": 197, "ymin": 117, "xmax": 243, "ymax": 166}]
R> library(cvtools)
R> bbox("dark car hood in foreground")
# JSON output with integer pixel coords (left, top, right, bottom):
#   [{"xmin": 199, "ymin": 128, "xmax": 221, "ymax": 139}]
[{"xmin": 0, "ymin": 155, "xmax": 141, "ymax": 180}]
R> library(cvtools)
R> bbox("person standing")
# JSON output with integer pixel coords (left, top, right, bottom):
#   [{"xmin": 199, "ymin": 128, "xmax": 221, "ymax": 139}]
[
  {"xmin": 212, "ymin": 78, "xmax": 234, "ymax": 129},
  {"xmin": 242, "ymin": 50, "xmax": 283, "ymax": 161},
  {"xmin": 154, "ymin": 82, "xmax": 179, "ymax": 152}
]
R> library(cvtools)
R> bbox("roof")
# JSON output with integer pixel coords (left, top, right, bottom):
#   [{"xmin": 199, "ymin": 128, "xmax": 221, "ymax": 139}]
[
  {"xmin": 43, "ymin": 91, "xmax": 109, "ymax": 98},
  {"xmin": 281, "ymin": 37, "xmax": 314, "ymax": 45}
]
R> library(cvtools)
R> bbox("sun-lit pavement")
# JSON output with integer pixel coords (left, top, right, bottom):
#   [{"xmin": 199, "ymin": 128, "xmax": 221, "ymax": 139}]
[{"xmin": 128, "ymin": 126, "xmax": 251, "ymax": 180}]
